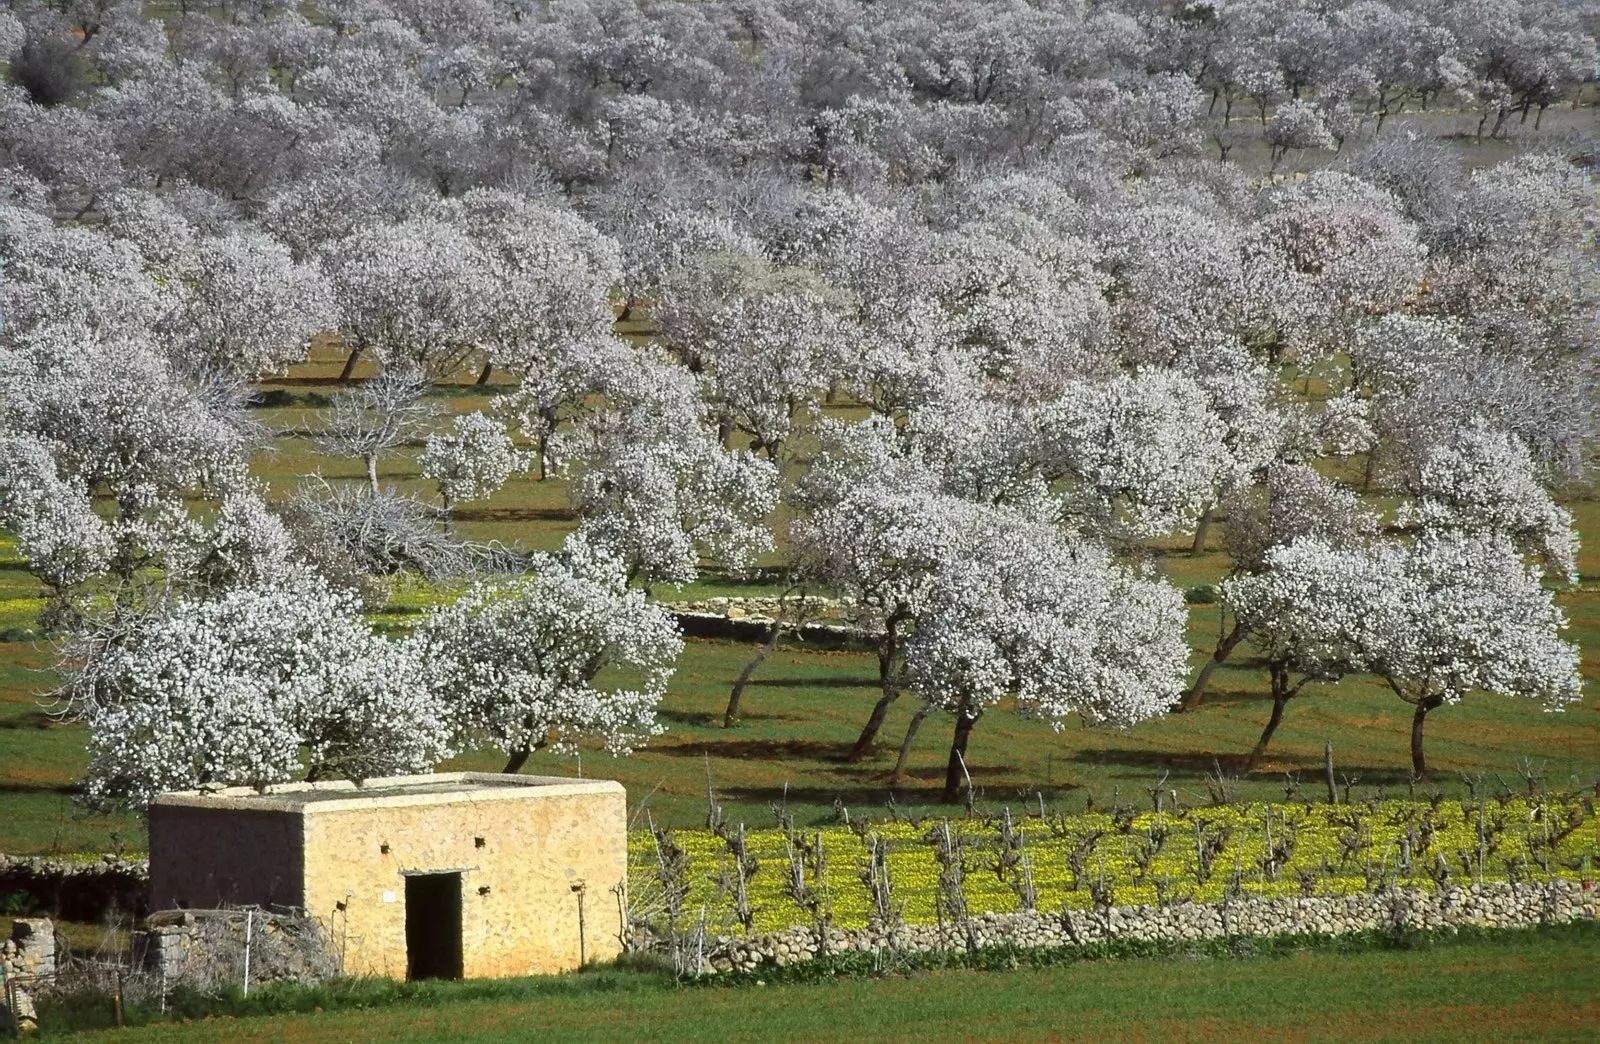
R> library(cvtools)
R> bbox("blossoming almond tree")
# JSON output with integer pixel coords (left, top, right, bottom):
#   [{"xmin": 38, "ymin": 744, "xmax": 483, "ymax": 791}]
[
  {"xmin": 906, "ymin": 509, "xmax": 1189, "ymax": 802},
  {"xmin": 0, "ymin": 319, "xmax": 267, "ymax": 618},
  {"xmin": 68, "ymin": 576, "xmax": 451, "ymax": 808},
  {"xmin": 1399, "ymin": 422, "xmax": 1578, "ymax": 583},
  {"xmin": 410, "ymin": 536, "xmax": 684, "ymax": 773},
  {"xmin": 1183, "ymin": 461, "xmax": 1378, "ymax": 711},
  {"xmin": 321, "ymin": 215, "xmax": 494, "ymax": 381},
  {"xmin": 420, "ymin": 410, "xmax": 524, "ymax": 511},
  {"xmin": 1036, "ymin": 368, "xmax": 1233, "ymax": 540},
  {"xmin": 791, "ymin": 481, "xmax": 974, "ymax": 762},
  {"xmin": 568, "ymin": 435, "xmax": 778, "ymax": 588},
  {"xmin": 432, "ymin": 188, "xmax": 622, "ymax": 386},
  {"xmin": 1220, "ymin": 536, "xmax": 1393, "ymax": 768},
  {"xmin": 1362, "ymin": 532, "xmax": 1582, "ymax": 777}
]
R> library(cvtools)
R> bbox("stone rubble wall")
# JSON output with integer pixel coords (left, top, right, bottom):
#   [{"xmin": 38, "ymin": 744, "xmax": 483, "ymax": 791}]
[
  {"xmin": 664, "ymin": 597, "xmax": 880, "ymax": 645},
  {"xmin": 664, "ymin": 596, "xmax": 854, "ymax": 621},
  {"xmin": 0, "ymin": 854, "xmax": 148, "ymax": 922},
  {"xmin": 134, "ymin": 909, "xmax": 341, "ymax": 991},
  {"xmin": 1, "ymin": 918, "xmax": 58, "ymax": 1032},
  {"xmin": 698, "ymin": 880, "xmax": 1596, "ymax": 974}
]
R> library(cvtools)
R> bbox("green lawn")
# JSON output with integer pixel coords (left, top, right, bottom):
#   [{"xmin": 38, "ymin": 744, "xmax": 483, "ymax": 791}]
[{"xmin": 52, "ymin": 925, "xmax": 1600, "ymax": 1043}]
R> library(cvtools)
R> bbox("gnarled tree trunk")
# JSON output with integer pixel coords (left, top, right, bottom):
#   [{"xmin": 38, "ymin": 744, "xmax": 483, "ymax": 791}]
[
  {"xmin": 724, "ymin": 619, "xmax": 783, "ymax": 727},
  {"xmin": 890, "ymin": 703, "xmax": 931, "ymax": 782},
  {"xmin": 1180, "ymin": 621, "xmax": 1247, "ymax": 711},
  {"xmin": 1245, "ymin": 664, "xmax": 1301, "ymax": 770},
  {"xmin": 846, "ymin": 614, "xmax": 905, "ymax": 762},
  {"xmin": 941, "ymin": 705, "xmax": 978, "ymax": 804},
  {"xmin": 338, "ymin": 346, "xmax": 363, "ymax": 383},
  {"xmin": 1191, "ymin": 503, "xmax": 1215, "ymax": 556},
  {"xmin": 1410, "ymin": 693, "xmax": 1445, "ymax": 777},
  {"xmin": 848, "ymin": 689, "xmax": 898, "ymax": 762}
]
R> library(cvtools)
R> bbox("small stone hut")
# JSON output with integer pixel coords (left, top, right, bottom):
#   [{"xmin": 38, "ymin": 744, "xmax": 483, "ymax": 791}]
[{"xmin": 148, "ymin": 772, "xmax": 626, "ymax": 980}]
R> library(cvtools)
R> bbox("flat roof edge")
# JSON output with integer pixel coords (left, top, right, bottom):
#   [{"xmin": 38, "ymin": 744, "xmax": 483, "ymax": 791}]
[{"xmin": 150, "ymin": 772, "xmax": 624, "ymax": 813}]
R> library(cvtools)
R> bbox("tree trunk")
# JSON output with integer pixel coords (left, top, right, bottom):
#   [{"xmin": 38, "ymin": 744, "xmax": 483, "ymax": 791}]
[
  {"xmin": 1246, "ymin": 668, "xmax": 1293, "ymax": 770},
  {"xmin": 890, "ymin": 703, "xmax": 931, "ymax": 782},
  {"xmin": 942, "ymin": 708, "xmax": 977, "ymax": 804},
  {"xmin": 338, "ymin": 346, "xmax": 363, "ymax": 383},
  {"xmin": 847, "ymin": 619, "xmax": 903, "ymax": 762},
  {"xmin": 1324, "ymin": 740, "xmax": 1337, "ymax": 804},
  {"xmin": 848, "ymin": 689, "xmax": 899, "ymax": 762},
  {"xmin": 1180, "ymin": 621, "xmax": 1247, "ymax": 711},
  {"xmin": 1190, "ymin": 503, "xmax": 1215, "ymax": 556},
  {"xmin": 502, "ymin": 736, "xmax": 548, "ymax": 774},
  {"xmin": 365, "ymin": 453, "xmax": 380, "ymax": 496},
  {"xmin": 475, "ymin": 361, "xmax": 493, "ymax": 386},
  {"xmin": 1410, "ymin": 694, "xmax": 1444, "ymax": 777},
  {"xmin": 724, "ymin": 620, "xmax": 782, "ymax": 727}
]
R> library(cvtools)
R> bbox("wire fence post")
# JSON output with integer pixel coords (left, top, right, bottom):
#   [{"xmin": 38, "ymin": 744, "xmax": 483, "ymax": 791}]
[{"xmin": 242, "ymin": 908, "xmax": 254, "ymax": 997}]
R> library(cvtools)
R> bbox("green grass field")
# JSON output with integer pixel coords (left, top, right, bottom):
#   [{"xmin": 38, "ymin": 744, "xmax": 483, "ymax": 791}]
[
  {"xmin": 2, "ymin": 346, "xmax": 1598, "ymax": 854},
  {"xmin": 45, "ymin": 925, "xmax": 1600, "ymax": 1043}
]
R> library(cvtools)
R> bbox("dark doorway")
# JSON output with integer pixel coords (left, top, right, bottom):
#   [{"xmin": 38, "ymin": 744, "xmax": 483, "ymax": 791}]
[{"xmin": 405, "ymin": 873, "xmax": 463, "ymax": 980}]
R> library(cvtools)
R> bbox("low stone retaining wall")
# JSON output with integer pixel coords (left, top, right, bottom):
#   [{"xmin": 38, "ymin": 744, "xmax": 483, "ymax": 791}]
[
  {"xmin": 666, "ymin": 596, "xmax": 851, "ymax": 620},
  {"xmin": 699, "ymin": 881, "xmax": 1596, "ymax": 974},
  {"xmin": 670, "ymin": 610, "xmax": 876, "ymax": 645},
  {"xmin": 0, "ymin": 855, "xmax": 148, "ymax": 922},
  {"xmin": 665, "ymin": 597, "xmax": 880, "ymax": 646},
  {"xmin": 135, "ymin": 909, "xmax": 340, "ymax": 990}
]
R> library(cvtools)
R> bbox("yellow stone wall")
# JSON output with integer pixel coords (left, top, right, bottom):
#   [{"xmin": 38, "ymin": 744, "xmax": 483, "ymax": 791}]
[{"xmin": 301, "ymin": 780, "xmax": 627, "ymax": 979}]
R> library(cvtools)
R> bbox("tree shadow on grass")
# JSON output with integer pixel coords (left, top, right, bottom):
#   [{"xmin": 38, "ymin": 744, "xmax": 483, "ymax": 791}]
[
  {"xmin": 1181, "ymin": 686, "xmax": 1277, "ymax": 709},
  {"xmin": 1067, "ymin": 748, "xmax": 1252, "ymax": 773},
  {"xmin": 1070, "ymin": 746, "xmax": 1422, "ymax": 786},
  {"xmin": 651, "ymin": 738, "xmax": 858, "ymax": 762},
  {"xmin": 450, "ymin": 506, "xmax": 575, "ymax": 523},
  {"xmin": 746, "ymin": 676, "xmax": 880, "ymax": 690},
  {"xmin": 0, "ymin": 711, "xmax": 57, "ymax": 730},
  {"xmin": 0, "ymin": 781, "xmax": 77, "ymax": 795},
  {"xmin": 656, "ymin": 708, "xmax": 806, "ymax": 729}
]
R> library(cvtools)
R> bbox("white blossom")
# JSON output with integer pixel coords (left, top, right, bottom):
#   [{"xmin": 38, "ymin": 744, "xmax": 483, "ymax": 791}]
[
  {"xmin": 411, "ymin": 539, "xmax": 683, "ymax": 763},
  {"xmin": 1037, "ymin": 369, "xmax": 1233, "ymax": 538},
  {"xmin": 1400, "ymin": 423, "xmax": 1578, "ymax": 583},
  {"xmin": 908, "ymin": 514, "xmax": 1189, "ymax": 729},
  {"xmin": 71, "ymin": 576, "xmax": 451, "ymax": 808},
  {"xmin": 421, "ymin": 411, "xmax": 522, "ymax": 508}
]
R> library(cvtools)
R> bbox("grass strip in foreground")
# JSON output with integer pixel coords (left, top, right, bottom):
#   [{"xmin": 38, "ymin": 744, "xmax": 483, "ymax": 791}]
[{"xmin": 36, "ymin": 921, "xmax": 1600, "ymax": 1041}]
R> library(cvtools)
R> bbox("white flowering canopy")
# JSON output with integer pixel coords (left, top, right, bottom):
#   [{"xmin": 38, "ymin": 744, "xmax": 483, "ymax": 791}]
[
  {"xmin": 1221, "ymin": 537, "xmax": 1395, "ymax": 683},
  {"xmin": 907, "ymin": 509, "xmax": 1189, "ymax": 728},
  {"xmin": 1037, "ymin": 368, "xmax": 1234, "ymax": 538},
  {"xmin": 1364, "ymin": 532, "xmax": 1582, "ymax": 714},
  {"xmin": 72, "ymin": 577, "xmax": 450, "ymax": 808},
  {"xmin": 412, "ymin": 539, "xmax": 684, "ymax": 764},
  {"xmin": 1399, "ymin": 422, "xmax": 1578, "ymax": 583},
  {"xmin": 421, "ymin": 411, "xmax": 524, "ymax": 508},
  {"xmin": 569, "ymin": 436, "xmax": 778, "ymax": 587},
  {"xmin": 322, "ymin": 215, "xmax": 495, "ymax": 377},
  {"xmin": 0, "ymin": 320, "xmax": 272, "ymax": 610}
]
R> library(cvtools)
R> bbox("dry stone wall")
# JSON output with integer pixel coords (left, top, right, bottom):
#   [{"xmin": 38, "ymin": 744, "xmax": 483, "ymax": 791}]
[
  {"xmin": 0, "ymin": 854, "xmax": 148, "ymax": 921},
  {"xmin": 698, "ymin": 880, "xmax": 1596, "ymax": 974},
  {"xmin": 1, "ymin": 918, "xmax": 58, "ymax": 1032},
  {"xmin": 665, "ymin": 596, "xmax": 878, "ymax": 644},
  {"xmin": 135, "ymin": 909, "xmax": 340, "ymax": 991}
]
